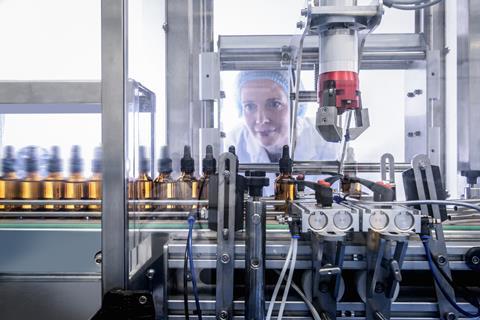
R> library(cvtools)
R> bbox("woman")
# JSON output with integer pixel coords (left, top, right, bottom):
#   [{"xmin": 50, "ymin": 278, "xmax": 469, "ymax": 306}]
[{"xmin": 224, "ymin": 70, "xmax": 339, "ymax": 163}]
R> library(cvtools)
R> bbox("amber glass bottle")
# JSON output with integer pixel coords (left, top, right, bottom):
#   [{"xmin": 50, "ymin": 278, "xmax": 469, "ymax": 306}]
[
  {"xmin": 64, "ymin": 146, "xmax": 86, "ymax": 211},
  {"xmin": 176, "ymin": 146, "xmax": 198, "ymax": 211},
  {"xmin": 19, "ymin": 146, "xmax": 42, "ymax": 211},
  {"xmin": 132, "ymin": 146, "xmax": 153, "ymax": 211},
  {"xmin": 153, "ymin": 146, "xmax": 175, "ymax": 211},
  {"xmin": 0, "ymin": 146, "xmax": 18, "ymax": 211},
  {"xmin": 86, "ymin": 147, "xmax": 102, "ymax": 211},
  {"xmin": 274, "ymin": 145, "xmax": 296, "ymax": 211},
  {"xmin": 42, "ymin": 146, "xmax": 64, "ymax": 211},
  {"xmin": 199, "ymin": 145, "xmax": 216, "ymax": 204}
]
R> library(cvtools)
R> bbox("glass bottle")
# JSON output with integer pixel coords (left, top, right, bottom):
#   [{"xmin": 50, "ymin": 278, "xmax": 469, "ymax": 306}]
[
  {"xmin": 64, "ymin": 145, "xmax": 86, "ymax": 211},
  {"xmin": 274, "ymin": 145, "xmax": 296, "ymax": 211},
  {"xmin": 176, "ymin": 146, "xmax": 198, "ymax": 211},
  {"xmin": 0, "ymin": 146, "xmax": 18, "ymax": 211},
  {"xmin": 42, "ymin": 146, "xmax": 64, "ymax": 211},
  {"xmin": 86, "ymin": 147, "xmax": 102, "ymax": 211},
  {"xmin": 132, "ymin": 146, "xmax": 153, "ymax": 211},
  {"xmin": 19, "ymin": 146, "xmax": 42, "ymax": 211},
  {"xmin": 153, "ymin": 146, "xmax": 175, "ymax": 211}
]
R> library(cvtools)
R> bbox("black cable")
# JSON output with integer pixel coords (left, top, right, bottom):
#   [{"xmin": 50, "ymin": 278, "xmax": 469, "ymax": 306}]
[
  {"xmin": 183, "ymin": 247, "xmax": 190, "ymax": 320},
  {"xmin": 429, "ymin": 250, "xmax": 480, "ymax": 308},
  {"xmin": 183, "ymin": 173, "xmax": 208, "ymax": 318}
]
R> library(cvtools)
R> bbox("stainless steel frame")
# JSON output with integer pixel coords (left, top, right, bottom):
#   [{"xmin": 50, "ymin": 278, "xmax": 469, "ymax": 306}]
[{"xmin": 101, "ymin": 0, "xmax": 129, "ymax": 293}]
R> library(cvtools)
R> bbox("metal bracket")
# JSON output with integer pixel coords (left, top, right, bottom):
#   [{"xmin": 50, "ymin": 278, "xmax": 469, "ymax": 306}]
[
  {"xmin": 316, "ymin": 106, "xmax": 342, "ymax": 142},
  {"xmin": 215, "ymin": 152, "xmax": 237, "ymax": 320},
  {"xmin": 199, "ymin": 52, "xmax": 220, "ymax": 101},
  {"xmin": 366, "ymin": 230, "xmax": 409, "ymax": 320},
  {"xmin": 411, "ymin": 154, "xmax": 456, "ymax": 319},
  {"xmin": 380, "ymin": 153, "xmax": 395, "ymax": 184},
  {"xmin": 312, "ymin": 233, "xmax": 346, "ymax": 320},
  {"xmin": 316, "ymin": 107, "xmax": 370, "ymax": 143}
]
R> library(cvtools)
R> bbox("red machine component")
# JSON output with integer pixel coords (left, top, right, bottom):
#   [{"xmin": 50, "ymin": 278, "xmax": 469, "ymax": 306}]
[{"xmin": 318, "ymin": 71, "xmax": 360, "ymax": 114}]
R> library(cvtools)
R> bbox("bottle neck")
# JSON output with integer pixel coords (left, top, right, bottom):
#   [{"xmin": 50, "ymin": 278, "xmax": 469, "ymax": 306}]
[
  {"xmin": 90, "ymin": 172, "xmax": 102, "ymax": 180},
  {"xmin": 2, "ymin": 172, "xmax": 17, "ymax": 179},
  {"xmin": 47, "ymin": 172, "xmax": 63, "ymax": 179},
  {"xmin": 25, "ymin": 172, "xmax": 41, "ymax": 180},
  {"xmin": 69, "ymin": 172, "xmax": 84, "ymax": 180},
  {"xmin": 138, "ymin": 172, "xmax": 152, "ymax": 180}
]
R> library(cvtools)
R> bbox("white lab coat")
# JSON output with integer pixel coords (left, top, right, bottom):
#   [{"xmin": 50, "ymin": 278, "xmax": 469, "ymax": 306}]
[{"xmin": 224, "ymin": 117, "xmax": 340, "ymax": 195}]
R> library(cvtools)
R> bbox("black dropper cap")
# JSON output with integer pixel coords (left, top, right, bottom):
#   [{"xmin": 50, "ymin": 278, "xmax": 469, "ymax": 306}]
[
  {"xmin": 227, "ymin": 145, "xmax": 239, "ymax": 172},
  {"xmin": 202, "ymin": 145, "xmax": 216, "ymax": 175},
  {"xmin": 47, "ymin": 146, "xmax": 63, "ymax": 173},
  {"xmin": 139, "ymin": 146, "xmax": 150, "ymax": 174},
  {"xmin": 180, "ymin": 145, "xmax": 195, "ymax": 174},
  {"xmin": 2, "ymin": 146, "xmax": 16, "ymax": 174},
  {"xmin": 158, "ymin": 146, "xmax": 172, "ymax": 174},
  {"xmin": 279, "ymin": 145, "xmax": 293, "ymax": 174},
  {"xmin": 70, "ymin": 145, "xmax": 83, "ymax": 174},
  {"xmin": 92, "ymin": 147, "xmax": 102, "ymax": 174},
  {"xmin": 25, "ymin": 146, "xmax": 39, "ymax": 174}
]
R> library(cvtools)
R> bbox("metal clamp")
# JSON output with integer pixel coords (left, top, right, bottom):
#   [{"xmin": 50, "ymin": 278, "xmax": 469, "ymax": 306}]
[{"xmin": 411, "ymin": 154, "xmax": 456, "ymax": 319}]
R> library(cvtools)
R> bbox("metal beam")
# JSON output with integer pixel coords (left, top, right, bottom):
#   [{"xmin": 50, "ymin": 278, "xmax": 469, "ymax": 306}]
[
  {"xmin": 219, "ymin": 33, "xmax": 427, "ymax": 71},
  {"xmin": 101, "ymin": 0, "xmax": 128, "ymax": 293}
]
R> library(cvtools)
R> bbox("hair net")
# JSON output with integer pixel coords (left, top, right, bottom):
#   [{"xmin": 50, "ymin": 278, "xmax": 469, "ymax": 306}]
[{"xmin": 234, "ymin": 70, "xmax": 306, "ymax": 117}]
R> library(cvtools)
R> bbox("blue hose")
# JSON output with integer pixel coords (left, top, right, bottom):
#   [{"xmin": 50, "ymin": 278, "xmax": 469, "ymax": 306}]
[
  {"xmin": 187, "ymin": 215, "xmax": 203, "ymax": 319},
  {"xmin": 421, "ymin": 236, "xmax": 480, "ymax": 318}
]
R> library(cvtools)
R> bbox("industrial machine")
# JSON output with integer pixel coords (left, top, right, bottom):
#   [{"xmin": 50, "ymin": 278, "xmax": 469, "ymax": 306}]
[{"xmin": 0, "ymin": 0, "xmax": 480, "ymax": 320}]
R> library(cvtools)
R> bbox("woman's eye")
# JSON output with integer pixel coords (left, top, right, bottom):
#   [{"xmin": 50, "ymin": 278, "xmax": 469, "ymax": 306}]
[
  {"xmin": 269, "ymin": 101, "xmax": 284, "ymax": 109},
  {"xmin": 243, "ymin": 104, "xmax": 257, "ymax": 112}
]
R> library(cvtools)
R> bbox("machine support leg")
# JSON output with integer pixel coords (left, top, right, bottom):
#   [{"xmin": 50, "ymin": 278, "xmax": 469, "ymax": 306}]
[{"xmin": 245, "ymin": 199, "xmax": 266, "ymax": 320}]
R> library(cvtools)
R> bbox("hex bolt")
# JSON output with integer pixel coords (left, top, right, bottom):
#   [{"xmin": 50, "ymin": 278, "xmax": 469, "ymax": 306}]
[
  {"xmin": 296, "ymin": 21, "xmax": 305, "ymax": 29},
  {"xmin": 219, "ymin": 310, "xmax": 229, "ymax": 319},
  {"xmin": 250, "ymin": 258, "xmax": 260, "ymax": 269},
  {"xmin": 252, "ymin": 214, "xmax": 261, "ymax": 225},
  {"xmin": 301, "ymin": 8, "xmax": 308, "ymax": 16},
  {"xmin": 221, "ymin": 253, "xmax": 230, "ymax": 264},
  {"xmin": 445, "ymin": 312, "xmax": 457, "ymax": 320},
  {"xmin": 472, "ymin": 255, "xmax": 480, "ymax": 265},
  {"xmin": 414, "ymin": 89, "xmax": 423, "ymax": 95},
  {"xmin": 319, "ymin": 283, "xmax": 329, "ymax": 293},
  {"xmin": 146, "ymin": 269, "xmax": 155, "ymax": 280},
  {"xmin": 94, "ymin": 252, "xmax": 102, "ymax": 265},
  {"xmin": 437, "ymin": 255, "xmax": 447, "ymax": 266},
  {"xmin": 407, "ymin": 92, "xmax": 415, "ymax": 98},
  {"xmin": 138, "ymin": 295, "xmax": 148, "ymax": 305},
  {"xmin": 223, "ymin": 170, "xmax": 230, "ymax": 178},
  {"xmin": 374, "ymin": 282, "xmax": 385, "ymax": 294}
]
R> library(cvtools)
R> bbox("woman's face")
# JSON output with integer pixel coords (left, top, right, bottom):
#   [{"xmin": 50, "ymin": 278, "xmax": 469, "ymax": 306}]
[{"xmin": 240, "ymin": 79, "xmax": 290, "ymax": 148}]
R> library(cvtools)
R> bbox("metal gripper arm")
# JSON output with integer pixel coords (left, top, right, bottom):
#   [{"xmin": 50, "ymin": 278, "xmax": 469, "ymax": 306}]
[
  {"xmin": 312, "ymin": 233, "xmax": 346, "ymax": 320},
  {"xmin": 366, "ymin": 231, "xmax": 409, "ymax": 320}
]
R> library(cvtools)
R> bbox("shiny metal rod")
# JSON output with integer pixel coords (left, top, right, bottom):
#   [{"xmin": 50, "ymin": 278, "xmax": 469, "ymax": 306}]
[
  {"xmin": 0, "ymin": 200, "xmax": 101, "ymax": 205},
  {"xmin": 129, "ymin": 199, "xmax": 209, "ymax": 205},
  {"xmin": 239, "ymin": 161, "xmax": 411, "ymax": 174}
]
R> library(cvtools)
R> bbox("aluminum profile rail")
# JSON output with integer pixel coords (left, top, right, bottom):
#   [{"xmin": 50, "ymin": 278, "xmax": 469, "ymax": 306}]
[
  {"xmin": 238, "ymin": 161, "xmax": 411, "ymax": 174},
  {"xmin": 219, "ymin": 33, "xmax": 426, "ymax": 71}
]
